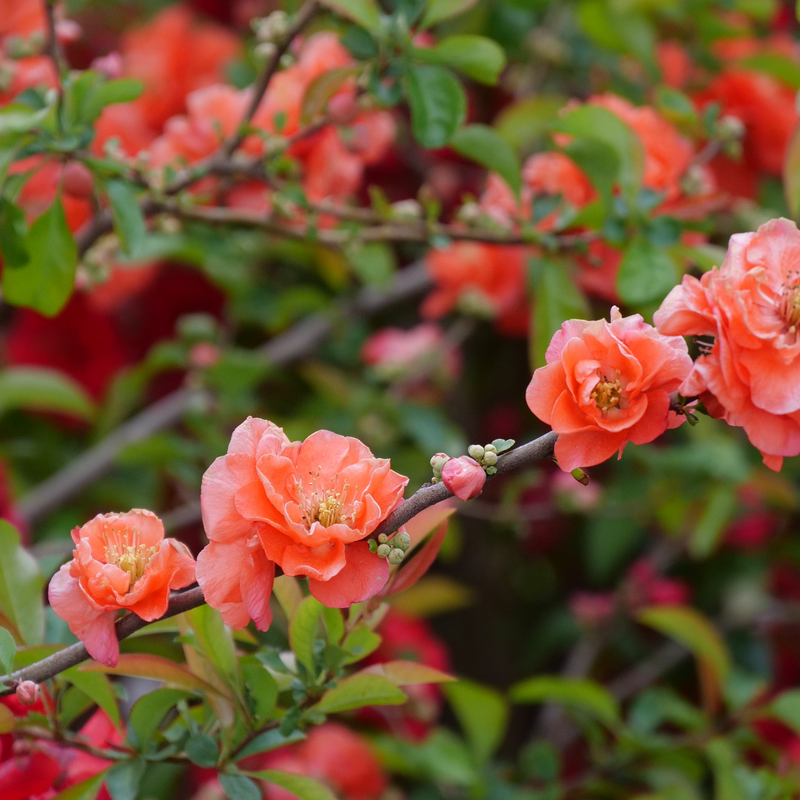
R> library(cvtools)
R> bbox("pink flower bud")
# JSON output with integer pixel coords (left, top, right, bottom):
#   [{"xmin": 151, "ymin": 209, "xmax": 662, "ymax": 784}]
[
  {"xmin": 62, "ymin": 162, "xmax": 94, "ymax": 200},
  {"xmin": 189, "ymin": 342, "xmax": 221, "ymax": 369},
  {"xmin": 328, "ymin": 93, "xmax": 357, "ymax": 125},
  {"xmin": 16, "ymin": 681, "xmax": 39, "ymax": 705},
  {"xmin": 91, "ymin": 52, "xmax": 124, "ymax": 80},
  {"xmin": 441, "ymin": 456, "xmax": 485, "ymax": 501}
]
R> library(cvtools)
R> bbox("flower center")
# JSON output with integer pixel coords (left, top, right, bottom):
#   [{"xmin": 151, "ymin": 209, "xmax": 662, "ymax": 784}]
[
  {"xmin": 591, "ymin": 373, "xmax": 622, "ymax": 413},
  {"xmin": 104, "ymin": 527, "xmax": 157, "ymax": 588},
  {"xmin": 297, "ymin": 468, "xmax": 355, "ymax": 529},
  {"xmin": 779, "ymin": 280, "xmax": 800, "ymax": 331}
]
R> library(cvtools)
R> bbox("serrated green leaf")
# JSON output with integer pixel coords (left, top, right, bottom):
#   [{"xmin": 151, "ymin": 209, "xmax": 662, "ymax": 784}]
[
  {"xmin": 552, "ymin": 105, "xmax": 644, "ymax": 208},
  {"xmin": 129, "ymin": 688, "xmax": 192, "ymax": 748},
  {"xmin": 245, "ymin": 769, "xmax": 339, "ymax": 800},
  {"xmin": 529, "ymin": 256, "xmax": 589, "ymax": 370},
  {"xmin": 0, "ymin": 367, "xmax": 95, "ymax": 421},
  {"xmin": 414, "ymin": 36, "xmax": 506, "ymax": 85},
  {"xmin": 185, "ymin": 733, "xmax": 219, "ymax": 767},
  {"xmin": 0, "ymin": 521, "xmax": 44, "ymax": 646},
  {"xmin": 63, "ymin": 666, "xmax": 122, "ymax": 731},
  {"xmin": 104, "ymin": 180, "xmax": 146, "ymax": 257},
  {"xmin": 233, "ymin": 728, "xmax": 306, "ymax": 762},
  {"xmin": 80, "ymin": 79, "xmax": 144, "ymax": 124},
  {"xmin": 509, "ymin": 676, "xmax": 620, "ymax": 728},
  {"xmin": 220, "ymin": 773, "xmax": 261, "ymax": 800},
  {"xmin": 0, "ymin": 103, "xmax": 50, "ymax": 134},
  {"xmin": 445, "ymin": 679, "xmax": 508, "ymax": 764},
  {"xmin": 319, "ymin": 0, "xmax": 380, "ymax": 30},
  {"xmin": 187, "ymin": 605, "xmax": 241, "ymax": 694},
  {"xmin": 0, "ymin": 627, "xmax": 15, "ymax": 677},
  {"xmin": 289, "ymin": 595, "xmax": 323, "ymax": 676},
  {"xmin": 3, "ymin": 196, "xmax": 77, "ymax": 317},
  {"xmin": 341, "ymin": 623, "xmax": 382, "ymax": 664},
  {"xmin": 315, "ymin": 673, "xmax": 407, "ymax": 714},
  {"xmin": 420, "ymin": 0, "xmax": 480, "ymax": 28},
  {"xmin": 0, "ymin": 198, "xmax": 28, "ymax": 269},
  {"xmin": 320, "ymin": 606, "xmax": 344, "ymax": 646},
  {"xmin": 241, "ymin": 657, "xmax": 278, "ymax": 724},
  {"xmin": 450, "ymin": 124, "xmax": 521, "ymax": 198},
  {"xmin": 105, "ymin": 760, "xmax": 146, "ymax": 800},
  {"xmin": 50, "ymin": 773, "xmax": 107, "ymax": 800},
  {"xmin": 617, "ymin": 236, "xmax": 679, "ymax": 307},
  {"xmin": 406, "ymin": 65, "xmax": 466, "ymax": 149},
  {"xmin": 637, "ymin": 605, "xmax": 731, "ymax": 690}
]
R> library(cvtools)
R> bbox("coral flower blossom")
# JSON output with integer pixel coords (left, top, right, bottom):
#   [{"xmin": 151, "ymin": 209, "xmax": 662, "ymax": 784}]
[
  {"xmin": 49, "ymin": 510, "xmax": 196, "ymax": 666},
  {"xmin": 197, "ymin": 418, "xmax": 408, "ymax": 621},
  {"xmin": 654, "ymin": 217, "xmax": 800, "ymax": 471},
  {"xmin": 526, "ymin": 308, "xmax": 692, "ymax": 472}
]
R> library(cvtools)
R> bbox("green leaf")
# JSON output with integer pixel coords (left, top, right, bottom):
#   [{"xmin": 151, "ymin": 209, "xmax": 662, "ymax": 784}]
[
  {"xmin": 655, "ymin": 86, "xmax": 698, "ymax": 125},
  {"xmin": 690, "ymin": 484, "xmax": 737, "ymax": 559},
  {"xmin": 617, "ymin": 236, "xmax": 679, "ymax": 306},
  {"xmin": 105, "ymin": 760, "xmax": 146, "ymax": 800},
  {"xmin": 320, "ymin": 606, "xmax": 344, "ymax": 646},
  {"xmin": 273, "ymin": 575, "xmax": 304, "ymax": 620},
  {"xmin": 445, "ymin": 679, "xmax": 508, "ymax": 764},
  {"xmin": 245, "ymin": 770, "xmax": 339, "ymax": 800},
  {"xmin": 552, "ymin": 105, "xmax": 644, "ymax": 208},
  {"xmin": 577, "ymin": 0, "xmax": 656, "ymax": 69},
  {"xmin": 414, "ymin": 36, "xmax": 506, "ymax": 85},
  {"xmin": 347, "ymin": 242, "xmax": 396, "ymax": 287},
  {"xmin": 562, "ymin": 138, "xmax": 619, "ymax": 207},
  {"xmin": 63, "ymin": 667, "xmax": 122, "ymax": 731},
  {"xmin": 769, "ymin": 689, "xmax": 800, "ymax": 735},
  {"xmin": 187, "ymin": 605, "xmax": 241, "ymax": 694},
  {"xmin": 420, "ymin": 0, "xmax": 480, "ymax": 28},
  {"xmin": 233, "ymin": 728, "xmax": 306, "ymax": 761},
  {"xmin": 705, "ymin": 739, "xmax": 747, "ymax": 800},
  {"xmin": 51, "ymin": 773, "xmax": 107, "ymax": 800},
  {"xmin": 529, "ymin": 256, "xmax": 589, "ymax": 370},
  {"xmin": 784, "ymin": 123, "xmax": 800, "ymax": 217},
  {"xmin": 743, "ymin": 54, "xmax": 800, "ymax": 89},
  {"xmin": 80, "ymin": 79, "xmax": 144, "ymax": 124},
  {"xmin": 0, "ymin": 367, "xmax": 95, "ymax": 421},
  {"xmin": 0, "ymin": 521, "xmax": 44, "ymax": 646},
  {"xmin": 220, "ymin": 774, "xmax": 261, "ymax": 800},
  {"xmin": 0, "ymin": 199, "xmax": 28, "ymax": 269},
  {"xmin": 0, "ymin": 703, "xmax": 13, "ymax": 733},
  {"xmin": 315, "ymin": 673, "xmax": 407, "ymax": 714},
  {"xmin": 0, "ymin": 627, "xmax": 16, "ymax": 677},
  {"xmin": 289, "ymin": 595, "xmax": 323, "ymax": 676},
  {"xmin": 0, "ymin": 103, "xmax": 50, "ymax": 135},
  {"xmin": 406, "ymin": 65, "xmax": 466, "ymax": 149},
  {"xmin": 319, "ymin": 0, "xmax": 380, "ymax": 30},
  {"xmin": 129, "ymin": 688, "xmax": 192, "ymax": 747},
  {"xmin": 241, "ymin": 657, "xmax": 278, "ymax": 723},
  {"xmin": 104, "ymin": 180, "xmax": 146, "ymax": 257},
  {"xmin": 81, "ymin": 654, "xmax": 222, "ymax": 696},
  {"xmin": 301, "ymin": 66, "xmax": 359, "ymax": 124},
  {"xmin": 450, "ymin": 125, "xmax": 521, "ymax": 198},
  {"xmin": 637, "ymin": 605, "xmax": 731, "ymax": 690},
  {"xmin": 185, "ymin": 733, "xmax": 219, "ymax": 767},
  {"xmin": 509, "ymin": 676, "xmax": 620, "ymax": 728},
  {"xmin": 341, "ymin": 623, "xmax": 382, "ymax": 664},
  {"xmin": 494, "ymin": 95, "xmax": 565, "ymax": 152},
  {"xmin": 360, "ymin": 660, "xmax": 455, "ymax": 685},
  {"xmin": 3, "ymin": 197, "xmax": 77, "ymax": 317}
]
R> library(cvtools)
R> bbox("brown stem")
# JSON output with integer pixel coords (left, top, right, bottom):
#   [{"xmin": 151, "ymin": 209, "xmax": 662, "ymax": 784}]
[
  {"xmin": 7, "ymin": 431, "xmax": 558, "ymax": 690},
  {"xmin": 219, "ymin": 0, "xmax": 320, "ymax": 160},
  {"xmin": 42, "ymin": 0, "xmax": 68, "ymax": 77}
]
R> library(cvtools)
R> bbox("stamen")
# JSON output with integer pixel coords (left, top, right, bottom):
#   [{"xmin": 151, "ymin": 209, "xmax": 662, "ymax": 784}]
[
  {"xmin": 591, "ymin": 371, "xmax": 623, "ymax": 414},
  {"xmin": 296, "ymin": 472, "xmax": 355, "ymax": 529},
  {"xmin": 103, "ymin": 526, "xmax": 157, "ymax": 589}
]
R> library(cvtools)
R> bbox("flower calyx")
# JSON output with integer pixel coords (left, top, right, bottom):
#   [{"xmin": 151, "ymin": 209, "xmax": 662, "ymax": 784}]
[{"xmin": 368, "ymin": 529, "xmax": 411, "ymax": 564}]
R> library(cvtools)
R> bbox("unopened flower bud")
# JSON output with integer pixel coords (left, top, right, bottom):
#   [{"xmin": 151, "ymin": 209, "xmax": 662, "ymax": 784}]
[
  {"xmin": 16, "ymin": 681, "xmax": 39, "ymax": 706},
  {"xmin": 467, "ymin": 444, "xmax": 485, "ymax": 461},
  {"xmin": 62, "ymin": 161, "xmax": 94, "ymax": 200},
  {"xmin": 441, "ymin": 456, "xmax": 486, "ymax": 501},
  {"xmin": 456, "ymin": 201, "xmax": 482, "ymax": 224},
  {"xmin": 484, "ymin": 443, "xmax": 497, "ymax": 454},
  {"xmin": 377, "ymin": 543, "xmax": 391, "ymax": 559},
  {"xmin": 391, "ymin": 200, "xmax": 423, "ymax": 219},
  {"xmin": 718, "ymin": 114, "xmax": 745, "ymax": 141},
  {"xmin": 90, "ymin": 52, "xmax": 123, "ymax": 80},
  {"xmin": 189, "ymin": 342, "xmax": 221, "ymax": 370},
  {"xmin": 394, "ymin": 531, "xmax": 411, "ymax": 551},
  {"xmin": 388, "ymin": 548, "xmax": 405, "ymax": 564},
  {"xmin": 430, "ymin": 453, "xmax": 450, "ymax": 471},
  {"xmin": 570, "ymin": 467, "xmax": 589, "ymax": 486},
  {"xmin": 254, "ymin": 42, "xmax": 278, "ymax": 63},
  {"xmin": 377, "ymin": 533, "xmax": 388, "ymax": 544},
  {"xmin": 55, "ymin": 19, "xmax": 82, "ymax": 43},
  {"xmin": 328, "ymin": 93, "xmax": 358, "ymax": 125},
  {"xmin": 482, "ymin": 451, "xmax": 497, "ymax": 466}
]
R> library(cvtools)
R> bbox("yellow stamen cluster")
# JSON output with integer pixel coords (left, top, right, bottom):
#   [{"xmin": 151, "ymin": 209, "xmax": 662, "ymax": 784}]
[
  {"xmin": 592, "ymin": 373, "xmax": 623, "ymax": 413},
  {"xmin": 103, "ymin": 526, "xmax": 157, "ymax": 588},
  {"xmin": 779, "ymin": 277, "xmax": 800, "ymax": 332},
  {"xmin": 297, "ymin": 468, "xmax": 355, "ymax": 529}
]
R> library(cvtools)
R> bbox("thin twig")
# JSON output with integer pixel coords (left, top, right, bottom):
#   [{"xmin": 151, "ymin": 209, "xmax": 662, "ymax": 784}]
[
  {"xmin": 42, "ymin": 0, "xmax": 68, "ymax": 77},
  {"xmin": 219, "ymin": 0, "xmax": 320, "ymax": 160},
  {"xmin": 5, "ymin": 431, "xmax": 558, "ymax": 690}
]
